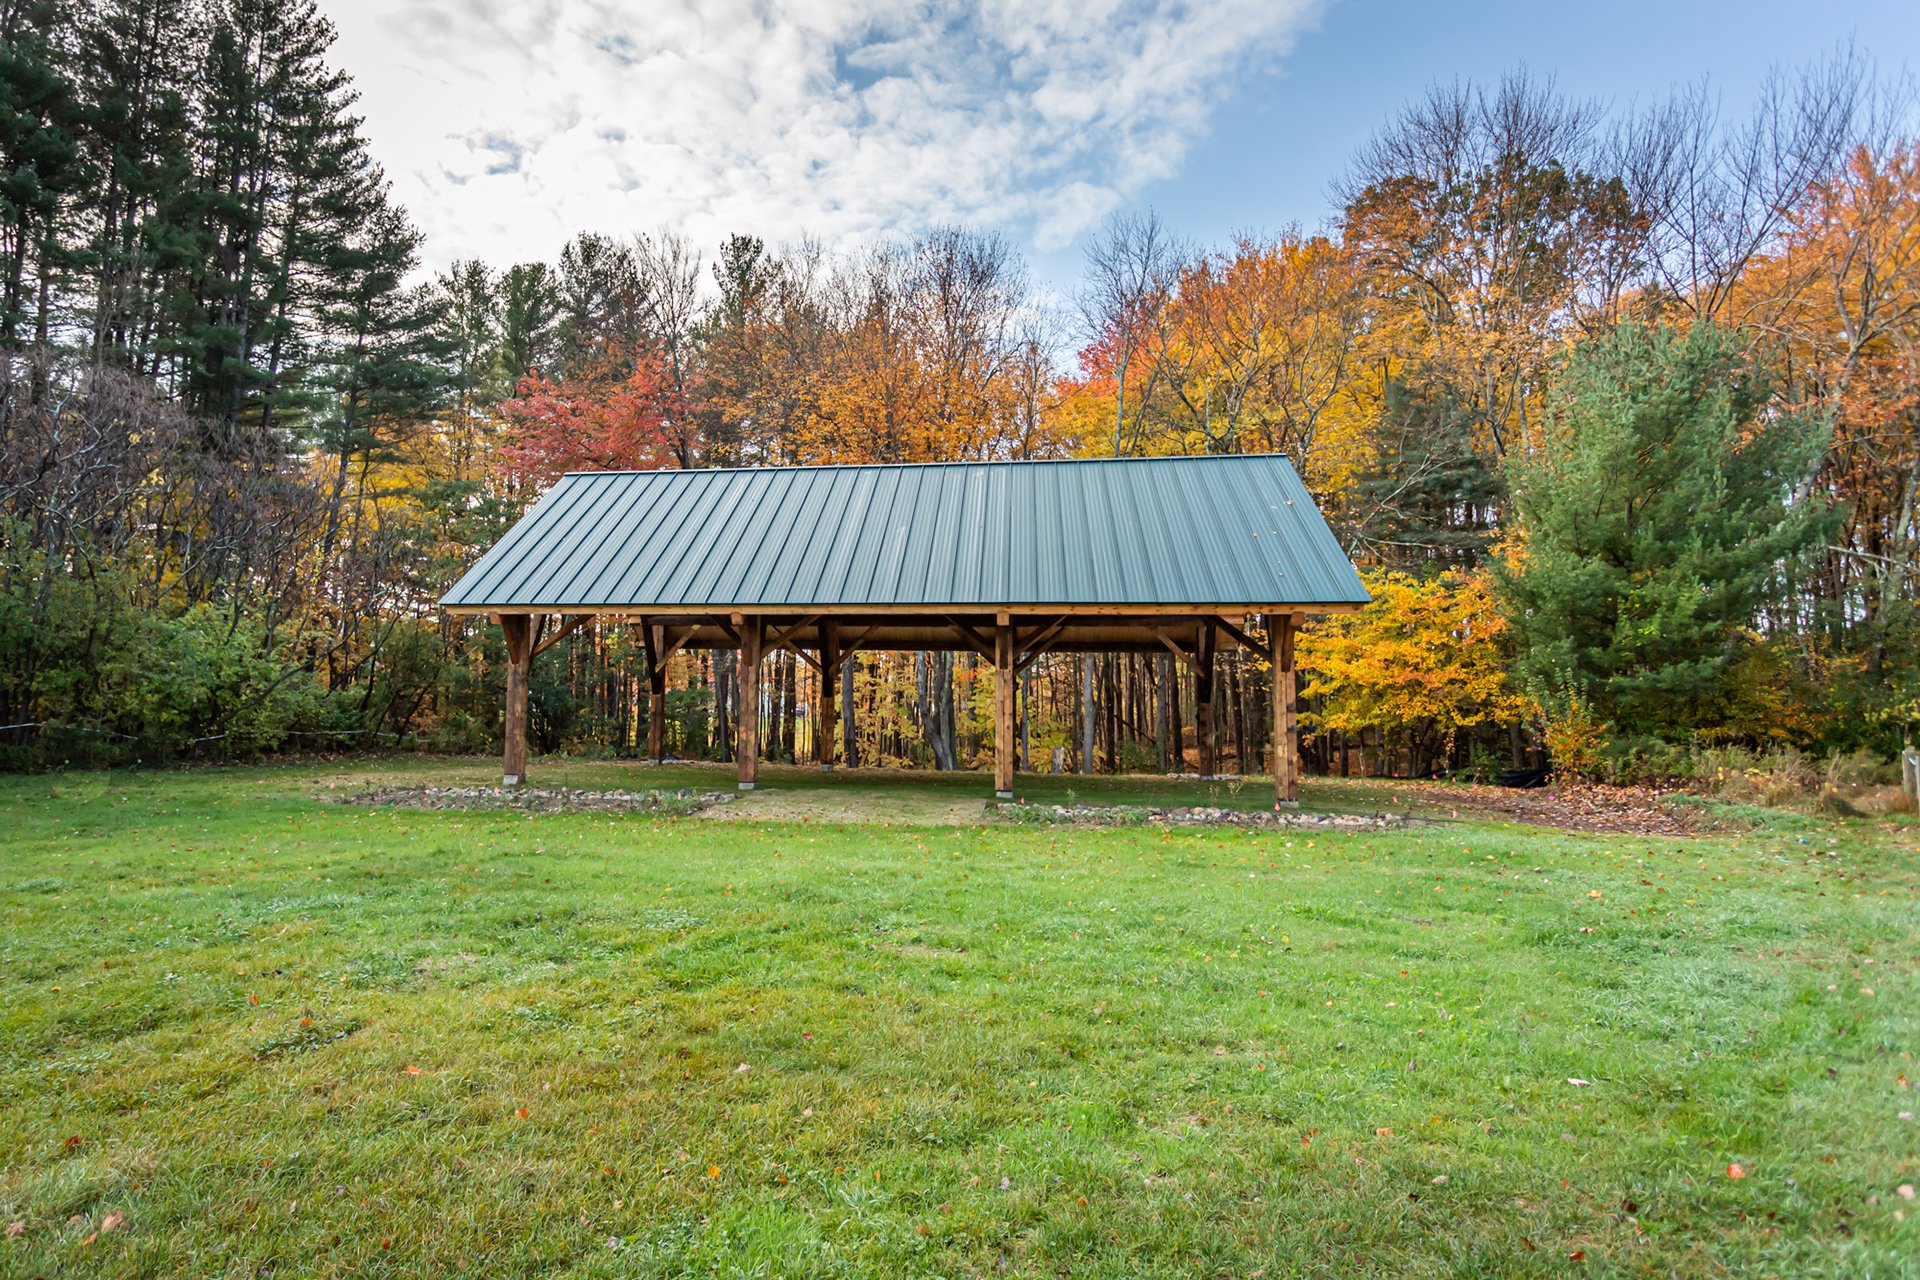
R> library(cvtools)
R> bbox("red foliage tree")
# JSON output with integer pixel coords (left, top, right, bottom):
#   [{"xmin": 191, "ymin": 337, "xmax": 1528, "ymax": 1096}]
[{"xmin": 499, "ymin": 346, "xmax": 682, "ymax": 482}]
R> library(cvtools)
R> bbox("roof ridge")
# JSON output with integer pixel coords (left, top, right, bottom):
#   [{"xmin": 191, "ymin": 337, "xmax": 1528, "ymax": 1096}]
[{"xmin": 561, "ymin": 454, "xmax": 1297, "ymax": 478}]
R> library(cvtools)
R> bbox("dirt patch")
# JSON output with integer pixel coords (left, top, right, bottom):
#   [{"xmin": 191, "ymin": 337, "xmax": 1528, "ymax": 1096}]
[
  {"xmin": 334, "ymin": 785, "xmax": 733, "ymax": 815},
  {"xmin": 1365, "ymin": 780, "xmax": 1724, "ymax": 837}
]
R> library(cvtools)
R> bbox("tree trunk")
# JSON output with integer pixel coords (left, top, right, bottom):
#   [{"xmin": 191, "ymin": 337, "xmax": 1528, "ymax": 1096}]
[{"xmin": 1079, "ymin": 655, "xmax": 1095, "ymax": 774}]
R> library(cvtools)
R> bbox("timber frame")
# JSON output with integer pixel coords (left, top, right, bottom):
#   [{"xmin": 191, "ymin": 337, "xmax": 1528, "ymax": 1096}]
[{"xmin": 468, "ymin": 604, "xmax": 1349, "ymax": 805}]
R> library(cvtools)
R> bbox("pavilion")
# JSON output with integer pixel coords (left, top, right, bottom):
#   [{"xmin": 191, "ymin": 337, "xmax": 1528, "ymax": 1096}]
[{"xmin": 440, "ymin": 454, "xmax": 1369, "ymax": 804}]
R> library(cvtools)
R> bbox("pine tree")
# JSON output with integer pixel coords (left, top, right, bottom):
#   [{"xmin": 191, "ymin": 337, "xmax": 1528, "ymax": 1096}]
[
  {"xmin": 496, "ymin": 260, "xmax": 558, "ymax": 381},
  {"xmin": 70, "ymin": 0, "xmax": 198, "ymax": 369},
  {"xmin": 1350, "ymin": 372, "xmax": 1503, "ymax": 569},
  {"xmin": 0, "ymin": 0, "xmax": 82, "ymax": 349},
  {"xmin": 553, "ymin": 231, "xmax": 640, "ymax": 376},
  {"xmin": 1494, "ymin": 323, "xmax": 1831, "ymax": 736},
  {"xmin": 184, "ymin": 0, "xmax": 363, "ymax": 436}
]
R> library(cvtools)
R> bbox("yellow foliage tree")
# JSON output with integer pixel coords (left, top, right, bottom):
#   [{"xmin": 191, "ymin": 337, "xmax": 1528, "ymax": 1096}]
[{"xmin": 1298, "ymin": 569, "xmax": 1532, "ymax": 773}]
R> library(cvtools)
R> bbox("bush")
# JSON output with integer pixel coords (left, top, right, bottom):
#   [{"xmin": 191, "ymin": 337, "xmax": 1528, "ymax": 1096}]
[{"xmin": 1536, "ymin": 686, "xmax": 1609, "ymax": 782}]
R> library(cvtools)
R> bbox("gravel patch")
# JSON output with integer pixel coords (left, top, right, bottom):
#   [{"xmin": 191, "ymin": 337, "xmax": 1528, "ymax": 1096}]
[
  {"xmin": 334, "ymin": 785, "xmax": 735, "ymax": 815},
  {"xmin": 990, "ymin": 801, "xmax": 1410, "ymax": 830}
]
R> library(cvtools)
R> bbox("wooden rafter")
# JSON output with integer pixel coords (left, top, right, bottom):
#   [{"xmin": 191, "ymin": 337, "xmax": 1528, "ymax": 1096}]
[
  {"xmin": 654, "ymin": 625, "xmax": 695, "ymax": 667},
  {"xmin": 1013, "ymin": 615, "xmax": 1071, "ymax": 675},
  {"xmin": 765, "ymin": 614, "xmax": 824, "ymax": 654},
  {"xmin": 532, "ymin": 613, "xmax": 592, "ymax": 656},
  {"xmin": 1212, "ymin": 615, "xmax": 1263, "ymax": 654},
  {"xmin": 941, "ymin": 616, "xmax": 997, "ymax": 660},
  {"xmin": 1152, "ymin": 627, "xmax": 1200, "ymax": 674}
]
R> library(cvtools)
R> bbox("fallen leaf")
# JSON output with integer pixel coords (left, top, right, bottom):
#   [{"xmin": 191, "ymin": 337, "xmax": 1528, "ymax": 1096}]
[
  {"xmin": 1727, "ymin": 1163, "xmax": 1746, "ymax": 1179},
  {"xmin": 1897, "ymin": 1185, "xmax": 1916, "ymax": 1201},
  {"xmin": 706, "ymin": 1166, "xmax": 720, "ymax": 1179},
  {"xmin": 4, "ymin": 1222, "xmax": 22, "ymax": 1238},
  {"xmin": 100, "ymin": 1212, "xmax": 123, "ymax": 1233},
  {"xmin": 404, "ymin": 1066, "xmax": 421, "ymax": 1076},
  {"xmin": 515, "ymin": 1107, "xmax": 528, "ymax": 1119}
]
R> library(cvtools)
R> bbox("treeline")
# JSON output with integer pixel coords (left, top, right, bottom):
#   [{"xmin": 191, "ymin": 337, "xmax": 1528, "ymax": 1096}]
[{"xmin": 0, "ymin": 1, "xmax": 1914, "ymax": 776}]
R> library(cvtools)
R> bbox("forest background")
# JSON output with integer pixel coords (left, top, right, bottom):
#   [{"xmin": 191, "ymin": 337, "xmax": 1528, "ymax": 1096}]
[{"xmin": 3, "ymin": 0, "xmax": 1917, "ymax": 785}]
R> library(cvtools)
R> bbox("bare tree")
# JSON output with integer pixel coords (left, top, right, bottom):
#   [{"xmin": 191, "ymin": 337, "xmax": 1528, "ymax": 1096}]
[
  {"xmin": 1623, "ymin": 48, "xmax": 1873, "ymax": 322},
  {"xmin": 1076, "ymin": 210, "xmax": 1187, "ymax": 458}
]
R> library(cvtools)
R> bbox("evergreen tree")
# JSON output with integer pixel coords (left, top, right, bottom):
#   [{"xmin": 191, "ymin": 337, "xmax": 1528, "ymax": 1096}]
[
  {"xmin": 71, "ymin": 0, "xmax": 197, "ymax": 369},
  {"xmin": 496, "ymin": 260, "xmax": 558, "ymax": 381},
  {"xmin": 0, "ymin": 0, "xmax": 82, "ymax": 349},
  {"xmin": 431, "ymin": 259, "xmax": 504, "ymax": 479},
  {"xmin": 1494, "ymin": 323, "xmax": 1831, "ymax": 736},
  {"xmin": 1350, "ymin": 372, "xmax": 1503, "ymax": 569},
  {"xmin": 184, "ymin": 0, "xmax": 364, "ymax": 436},
  {"xmin": 697, "ymin": 232, "xmax": 770, "ymax": 465},
  {"xmin": 553, "ymin": 231, "xmax": 641, "ymax": 376}
]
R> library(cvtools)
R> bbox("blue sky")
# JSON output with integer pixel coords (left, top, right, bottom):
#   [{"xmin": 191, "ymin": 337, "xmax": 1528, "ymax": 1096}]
[
  {"xmin": 327, "ymin": 0, "xmax": 1919, "ymax": 296},
  {"xmin": 1149, "ymin": 0, "xmax": 1920, "ymax": 230}
]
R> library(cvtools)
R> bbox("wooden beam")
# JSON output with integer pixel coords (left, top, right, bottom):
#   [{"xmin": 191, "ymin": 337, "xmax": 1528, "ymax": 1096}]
[
  {"xmin": 994, "ymin": 618, "xmax": 1016, "ymax": 798},
  {"xmin": 940, "ymin": 616, "xmax": 997, "ymax": 660},
  {"xmin": 1153, "ymin": 628, "xmax": 1200, "ymax": 674},
  {"xmin": 736, "ymin": 616, "xmax": 763, "ymax": 790},
  {"xmin": 764, "ymin": 614, "xmax": 823, "ymax": 655},
  {"xmin": 532, "ymin": 613, "xmax": 593, "ymax": 657},
  {"xmin": 1195, "ymin": 619, "xmax": 1217, "ymax": 778},
  {"xmin": 1013, "ymin": 616, "xmax": 1070, "ymax": 674},
  {"xmin": 501, "ymin": 613, "xmax": 540, "ymax": 785},
  {"xmin": 1212, "ymin": 615, "xmax": 1263, "ymax": 655}
]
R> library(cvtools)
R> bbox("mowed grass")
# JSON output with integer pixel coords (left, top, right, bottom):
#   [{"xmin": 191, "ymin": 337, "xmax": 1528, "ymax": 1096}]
[{"xmin": 0, "ymin": 760, "xmax": 1916, "ymax": 1278}]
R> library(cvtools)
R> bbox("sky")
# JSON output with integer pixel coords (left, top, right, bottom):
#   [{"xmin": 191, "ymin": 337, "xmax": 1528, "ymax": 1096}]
[{"xmin": 323, "ymin": 0, "xmax": 1920, "ymax": 296}]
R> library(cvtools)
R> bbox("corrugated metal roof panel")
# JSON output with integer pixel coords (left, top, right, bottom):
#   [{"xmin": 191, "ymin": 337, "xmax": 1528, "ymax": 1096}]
[{"xmin": 442, "ymin": 455, "xmax": 1370, "ymax": 610}]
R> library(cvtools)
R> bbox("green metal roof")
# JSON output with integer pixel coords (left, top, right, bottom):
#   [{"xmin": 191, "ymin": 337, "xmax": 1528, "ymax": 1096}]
[{"xmin": 442, "ymin": 455, "xmax": 1369, "ymax": 611}]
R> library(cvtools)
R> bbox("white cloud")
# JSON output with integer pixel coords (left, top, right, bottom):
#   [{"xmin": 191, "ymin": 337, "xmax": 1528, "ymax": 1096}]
[{"xmin": 322, "ymin": 0, "xmax": 1324, "ymax": 275}]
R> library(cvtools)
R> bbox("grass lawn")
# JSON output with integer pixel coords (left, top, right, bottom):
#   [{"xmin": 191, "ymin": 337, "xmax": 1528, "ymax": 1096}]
[{"xmin": 1, "ymin": 758, "xmax": 1916, "ymax": 1278}]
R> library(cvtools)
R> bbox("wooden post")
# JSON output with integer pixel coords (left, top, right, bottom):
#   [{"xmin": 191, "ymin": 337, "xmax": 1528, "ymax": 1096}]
[
  {"xmin": 501, "ymin": 613, "xmax": 538, "ymax": 786},
  {"xmin": 735, "ymin": 616, "xmax": 762, "ymax": 789},
  {"xmin": 994, "ymin": 615, "xmax": 1015, "ymax": 798},
  {"xmin": 647, "ymin": 623, "xmax": 667, "ymax": 763},
  {"xmin": 1272, "ymin": 612, "xmax": 1299, "ymax": 806},
  {"xmin": 815, "ymin": 625, "xmax": 838, "ymax": 770},
  {"xmin": 1195, "ymin": 619, "xmax": 1217, "ymax": 778}
]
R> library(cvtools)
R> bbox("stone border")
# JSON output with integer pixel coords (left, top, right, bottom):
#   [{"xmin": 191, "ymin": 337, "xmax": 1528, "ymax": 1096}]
[
  {"xmin": 989, "ymin": 801, "xmax": 1410, "ymax": 830},
  {"xmin": 333, "ymin": 785, "xmax": 736, "ymax": 815}
]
